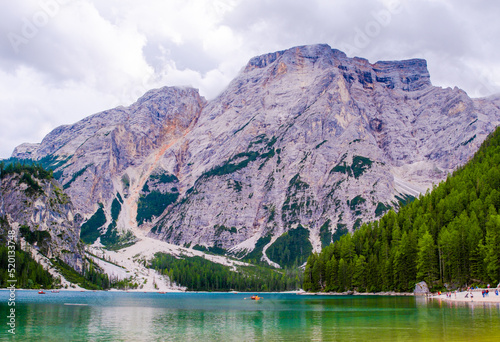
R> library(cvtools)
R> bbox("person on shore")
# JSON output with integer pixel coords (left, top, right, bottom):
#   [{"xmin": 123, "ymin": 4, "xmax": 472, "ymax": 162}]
[{"xmin": 495, "ymin": 289, "xmax": 498, "ymax": 296}]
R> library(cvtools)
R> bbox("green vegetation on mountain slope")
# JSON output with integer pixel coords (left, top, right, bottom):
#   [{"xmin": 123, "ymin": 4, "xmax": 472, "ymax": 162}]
[
  {"xmin": 0, "ymin": 243, "xmax": 55, "ymax": 289},
  {"xmin": 150, "ymin": 253, "xmax": 303, "ymax": 292},
  {"xmin": 0, "ymin": 163, "xmax": 123, "ymax": 290},
  {"xmin": 304, "ymin": 127, "xmax": 500, "ymax": 293}
]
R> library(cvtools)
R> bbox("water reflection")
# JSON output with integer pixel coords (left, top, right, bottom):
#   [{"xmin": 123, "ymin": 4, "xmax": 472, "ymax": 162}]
[{"xmin": 1, "ymin": 292, "xmax": 499, "ymax": 341}]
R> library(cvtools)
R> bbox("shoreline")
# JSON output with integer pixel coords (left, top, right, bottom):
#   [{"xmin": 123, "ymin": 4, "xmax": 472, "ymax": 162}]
[
  {"xmin": 0, "ymin": 288, "xmax": 302, "ymax": 294},
  {"xmin": 430, "ymin": 289, "xmax": 500, "ymax": 304},
  {"xmin": 299, "ymin": 289, "xmax": 500, "ymax": 304},
  {"xmin": 298, "ymin": 291, "xmax": 414, "ymax": 296},
  {"xmin": 2, "ymin": 288, "xmax": 499, "ymax": 303}
]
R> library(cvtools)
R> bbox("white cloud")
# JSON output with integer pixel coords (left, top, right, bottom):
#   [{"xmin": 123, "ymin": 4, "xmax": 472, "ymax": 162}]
[
  {"xmin": 0, "ymin": 66, "xmax": 118, "ymax": 158},
  {"xmin": 0, "ymin": 0, "xmax": 499, "ymax": 158}
]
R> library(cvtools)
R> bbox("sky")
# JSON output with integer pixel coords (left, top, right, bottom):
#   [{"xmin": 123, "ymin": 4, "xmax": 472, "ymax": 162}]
[{"xmin": 1, "ymin": 0, "xmax": 499, "ymax": 158}]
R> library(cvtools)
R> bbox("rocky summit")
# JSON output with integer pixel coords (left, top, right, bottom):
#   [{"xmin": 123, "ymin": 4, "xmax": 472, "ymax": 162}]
[{"xmin": 10, "ymin": 44, "xmax": 500, "ymax": 267}]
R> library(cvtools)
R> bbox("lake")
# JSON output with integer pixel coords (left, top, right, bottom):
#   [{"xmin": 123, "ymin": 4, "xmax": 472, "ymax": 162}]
[{"xmin": 1, "ymin": 291, "xmax": 499, "ymax": 341}]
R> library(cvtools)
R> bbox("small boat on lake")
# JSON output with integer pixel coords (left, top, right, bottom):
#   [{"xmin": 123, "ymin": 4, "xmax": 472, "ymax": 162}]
[
  {"xmin": 38, "ymin": 290, "xmax": 45, "ymax": 294},
  {"xmin": 51, "ymin": 290, "xmax": 60, "ymax": 293},
  {"xmin": 251, "ymin": 295, "xmax": 262, "ymax": 301}
]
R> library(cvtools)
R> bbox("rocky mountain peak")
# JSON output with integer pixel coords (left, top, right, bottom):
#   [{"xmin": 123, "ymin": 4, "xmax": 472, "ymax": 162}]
[
  {"xmin": 11, "ymin": 143, "xmax": 41, "ymax": 160},
  {"xmin": 372, "ymin": 58, "xmax": 431, "ymax": 91},
  {"xmin": 8, "ymin": 44, "xmax": 500, "ymax": 268},
  {"xmin": 134, "ymin": 86, "xmax": 206, "ymax": 112},
  {"xmin": 242, "ymin": 44, "xmax": 431, "ymax": 93}
]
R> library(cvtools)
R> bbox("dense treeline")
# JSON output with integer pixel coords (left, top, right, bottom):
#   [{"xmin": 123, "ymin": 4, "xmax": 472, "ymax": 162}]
[
  {"xmin": 52, "ymin": 257, "xmax": 114, "ymax": 290},
  {"xmin": 136, "ymin": 191, "xmax": 179, "ymax": 225},
  {"xmin": 0, "ymin": 244, "xmax": 54, "ymax": 289},
  {"xmin": 0, "ymin": 244, "xmax": 117, "ymax": 290},
  {"xmin": 266, "ymin": 226, "xmax": 312, "ymax": 268},
  {"xmin": 150, "ymin": 253, "xmax": 303, "ymax": 291},
  {"xmin": 304, "ymin": 127, "xmax": 500, "ymax": 293},
  {"xmin": 0, "ymin": 161, "xmax": 53, "ymax": 180},
  {"xmin": 80, "ymin": 205, "xmax": 106, "ymax": 244},
  {"xmin": 53, "ymin": 257, "xmax": 140, "ymax": 290},
  {"xmin": 1, "ymin": 161, "xmax": 53, "ymax": 196}
]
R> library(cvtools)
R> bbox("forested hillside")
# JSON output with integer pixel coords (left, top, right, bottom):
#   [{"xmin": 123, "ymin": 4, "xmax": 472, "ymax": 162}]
[
  {"xmin": 0, "ymin": 243, "xmax": 55, "ymax": 289},
  {"xmin": 150, "ymin": 253, "xmax": 303, "ymax": 292},
  {"xmin": 303, "ymin": 127, "xmax": 500, "ymax": 293},
  {"xmin": 0, "ymin": 162, "xmax": 112, "ymax": 290},
  {"xmin": 0, "ymin": 163, "xmax": 55, "ymax": 289}
]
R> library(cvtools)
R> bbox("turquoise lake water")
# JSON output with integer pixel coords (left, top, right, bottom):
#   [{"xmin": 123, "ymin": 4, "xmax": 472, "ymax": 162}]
[{"xmin": 1, "ymin": 291, "xmax": 499, "ymax": 341}]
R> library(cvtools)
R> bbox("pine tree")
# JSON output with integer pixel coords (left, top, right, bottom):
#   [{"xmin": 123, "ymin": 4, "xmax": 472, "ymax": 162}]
[
  {"xmin": 303, "ymin": 253, "xmax": 317, "ymax": 291},
  {"xmin": 485, "ymin": 215, "xmax": 500, "ymax": 283},
  {"xmin": 352, "ymin": 255, "xmax": 367, "ymax": 291},
  {"xmin": 338, "ymin": 258, "xmax": 351, "ymax": 291},
  {"xmin": 325, "ymin": 256, "xmax": 338, "ymax": 291},
  {"xmin": 416, "ymin": 230, "xmax": 438, "ymax": 285}
]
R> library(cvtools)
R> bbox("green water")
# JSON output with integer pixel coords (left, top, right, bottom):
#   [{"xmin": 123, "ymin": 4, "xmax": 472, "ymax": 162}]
[{"xmin": 1, "ymin": 291, "xmax": 499, "ymax": 341}]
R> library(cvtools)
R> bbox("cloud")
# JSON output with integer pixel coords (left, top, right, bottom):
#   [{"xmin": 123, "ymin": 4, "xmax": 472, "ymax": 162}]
[
  {"xmin": 0, "ymin": 0, "xmax": 499, "ymax": 158},
  {"xmin": 0, "ymin": 66, "xmax": 117, "ymax": 158},
  {"xmin": 235, "ymin": 0, "xmax": 500, "ymax": 97}
]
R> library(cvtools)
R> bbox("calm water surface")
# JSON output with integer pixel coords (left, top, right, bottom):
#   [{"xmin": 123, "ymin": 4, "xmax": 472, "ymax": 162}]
[{"xmin": 1, "ymin": 291, "xmax": 499, "ymax": 341}]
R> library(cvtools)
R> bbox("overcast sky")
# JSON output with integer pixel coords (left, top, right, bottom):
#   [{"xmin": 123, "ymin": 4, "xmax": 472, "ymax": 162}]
[{"xmin": 1, "ymin": 0, "xmax": 499, "ymax": 158}]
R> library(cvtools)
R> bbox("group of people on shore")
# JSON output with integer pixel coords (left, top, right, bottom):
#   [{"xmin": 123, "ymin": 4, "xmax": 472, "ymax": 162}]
[
  {"xmin": 463, "ymin": 285, "xmax": 500, "ymax": 298},
  {"xmin": 430, "ymin": 283, "xmax": 500, "ymax": 302},
  {"xmin": 440, "ymin": 291, "xmax": 457, "ymax": 298},
  {"xmin": 481, "ymin": 284, "xmax": 499, "ymax": 297}
]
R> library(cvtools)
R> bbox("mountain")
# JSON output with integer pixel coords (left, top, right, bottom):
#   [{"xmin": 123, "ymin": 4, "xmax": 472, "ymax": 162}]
[
  {"xmin": 0, "ymin": 163, "xmax": 84, "ymax": 272},
  {"xmin": 303, "ymin": 125, "xmax": 500, "ymax": 292},
  {"xmin": 9, "ymin": 44, "xmax": 500, "ymax": 267}
]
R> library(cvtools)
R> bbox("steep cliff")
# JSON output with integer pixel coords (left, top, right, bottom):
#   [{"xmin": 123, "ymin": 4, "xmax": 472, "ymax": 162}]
[
  {"xmin": 149, "ymin": 45, "xmax": 500, "ymax": 264},
  {"xmin": 10, "ymin": 44, "xmax": 500, "ymax": 267},
  {"xmin": 12, "ymin": 87, "xmax": 205, "ymax": 240},
  {"xmin": 0, "ymin": 165, "xmax": 84, "ymax": 272}
]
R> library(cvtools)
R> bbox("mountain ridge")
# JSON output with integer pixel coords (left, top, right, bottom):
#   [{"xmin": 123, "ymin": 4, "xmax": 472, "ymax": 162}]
[{"xmin": 8, "ymin": 44, "xmax": 500, "ymax": 267}]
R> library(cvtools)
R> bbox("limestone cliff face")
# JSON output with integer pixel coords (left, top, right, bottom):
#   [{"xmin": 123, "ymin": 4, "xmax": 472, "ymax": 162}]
[
  {"xmin": 0, "ymin": 171, "xmax": 84, "ymax": 271},
  {"xmin": 149, "ymin": 44, "xmax": 500, "ymax": 257},
  {"xmin": 13, "ymin": 87, "xmax": 205, "ymax": 232},
  {"xmin": 10, "ymin": 44, "xmax": 500, "ymax": 266}
]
